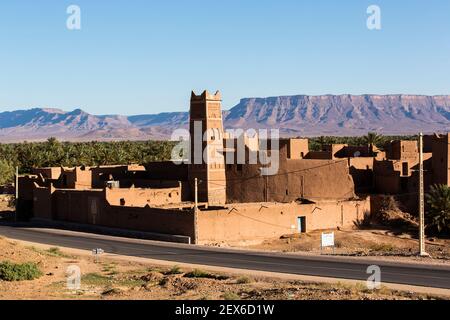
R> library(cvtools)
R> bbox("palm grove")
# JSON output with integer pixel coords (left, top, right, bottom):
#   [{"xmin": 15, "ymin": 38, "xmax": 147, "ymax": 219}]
[{"xmin": 0, "ymin": 134, "xmax": 448, "ymax": 235}]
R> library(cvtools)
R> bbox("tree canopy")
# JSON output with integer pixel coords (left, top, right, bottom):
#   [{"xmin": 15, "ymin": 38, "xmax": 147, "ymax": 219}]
[{"xmin": 0, "ymin": 138, "xmax": 176, "ymax": 184}]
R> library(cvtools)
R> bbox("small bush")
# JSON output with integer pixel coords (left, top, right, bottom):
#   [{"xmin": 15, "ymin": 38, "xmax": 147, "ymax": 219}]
[
  {"xmin": 184, "ymin": 269, "xmax": 229, "ymax": 280},
  {"xmin": 164, "ymin": 265, "xmax": 183, "ymax": 275},
  {"xmin": 369, "ymin": 243, "xmax": 395, "ymax": 252},
  {"xmin": 7, "ymin": 196, "xmax": 16, "ymax": 209},
  {"xmin": 222, "ymin": 291, "xmax": 240, "ymax": 300},
  {"xmin": 48, "ymin": 247, "xmax": 60, "ymax": 254},
  {"xmin": 236, "ymin": 276, "xmax": 252, "ymax": 284},
  {"xmin": 354, "ymin": 211, "xmax": 373, "ymax": 229},
  {"xmin": 0, "ymin": 261, "xmax": 42, "ymax": 281},
  {"xmin": 184, "ymin": 269, "xmax": 215, "ymax": 279},
  {"xmin": 102, "ymin": 288, "xmax": 123, "ymax": 296},
  {"xmin": 380, "ymin": 196, "xmax": 400, "ymax": 212}
]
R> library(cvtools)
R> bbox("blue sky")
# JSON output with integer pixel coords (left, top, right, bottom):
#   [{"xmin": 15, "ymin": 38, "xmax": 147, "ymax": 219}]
[{"xmin": 0, "ymin": 0, "xmax": 449, "ymax": 115}]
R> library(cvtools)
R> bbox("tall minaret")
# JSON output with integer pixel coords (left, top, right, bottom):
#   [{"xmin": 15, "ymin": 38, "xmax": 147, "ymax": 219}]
[{"xmin": 189, "ymin": 90, "xmax": 226, "ymax": 206}]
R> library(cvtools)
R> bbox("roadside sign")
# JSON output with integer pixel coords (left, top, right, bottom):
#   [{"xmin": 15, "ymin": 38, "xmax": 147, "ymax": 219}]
[
  {"xmin": 321, "ymin": 232, "xmax": 335, "ymax": 253},
  {"xmin": 92, "ymin": 248, "xmax": 105, "ymax": 263},
  {"xmin": 92, "ymin": 248, "xmax": 104, "ymax": 255}
]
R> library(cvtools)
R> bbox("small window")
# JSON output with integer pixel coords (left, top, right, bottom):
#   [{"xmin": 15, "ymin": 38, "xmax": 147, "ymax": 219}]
[{"xmin": 120, "ymin": 198, "xmax": 126, "ymax": 206}]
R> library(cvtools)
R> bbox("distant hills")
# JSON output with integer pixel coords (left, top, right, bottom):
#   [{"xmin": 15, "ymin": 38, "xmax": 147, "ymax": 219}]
[{"xmin": 0, "ymin": 94, "xmax": 449, "ymax": 142}]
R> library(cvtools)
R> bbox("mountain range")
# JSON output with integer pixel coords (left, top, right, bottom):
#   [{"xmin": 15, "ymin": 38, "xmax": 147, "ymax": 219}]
[{"xmin": 0, "ymin": 94, "xmax": 449, "ymax": 142}]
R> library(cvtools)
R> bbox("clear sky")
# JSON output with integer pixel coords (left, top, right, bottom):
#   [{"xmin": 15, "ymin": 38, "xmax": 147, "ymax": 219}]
[{"xmin": 0, "ymin": 0, "xmax": 449, "ymax": 115}]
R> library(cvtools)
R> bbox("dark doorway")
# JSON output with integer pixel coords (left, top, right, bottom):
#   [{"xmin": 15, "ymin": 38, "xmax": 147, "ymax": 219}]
[
  {"xmin": 402, "ymin": 162, "xmax": 409, "ymax": 176},
  {"xmin": 297, "ymin": 216, "xmax": 306, "ymax": 233}
]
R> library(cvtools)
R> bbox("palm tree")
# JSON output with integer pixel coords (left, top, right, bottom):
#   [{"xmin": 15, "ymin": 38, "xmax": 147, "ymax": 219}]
[
  {"xmin": 426, "ymin": 184, "xmax": 450, "ymax": 234},
  {"xmin": 317, "ymin": 136, "xmax": 327, "ymax": 151},
  {"xmin": 364, "ymin": 132, "xmax": 383, "ymax": 155}
]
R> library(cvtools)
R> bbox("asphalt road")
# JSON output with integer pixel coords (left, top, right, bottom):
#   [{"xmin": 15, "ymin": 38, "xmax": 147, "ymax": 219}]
[{"xmin": 1, "ymin": 225, "xmax": 449, "ymax": 289}]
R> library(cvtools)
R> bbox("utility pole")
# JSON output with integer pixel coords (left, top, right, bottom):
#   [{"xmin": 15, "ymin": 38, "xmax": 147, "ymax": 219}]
[
  {"xmin": 193, "ymin": 177, "xmax": 199, "ymax": 245},
  {"xmin": 15, "ymin": 166, "xmax": 19, "ymax": 222},
  {"xmin": 261, "ymin": 151, "xmax": 268, "ymax": 202},
  {"xmin": 194, "ymin": 178, "xmax": 198, "ymax": 213},
  {"xmin": 265, "ymin": 174, "xmax": 268, "ymax": 203},
  {"xmin": 418, "ymin": 132, "xmax": 428, "ymax": 256}
]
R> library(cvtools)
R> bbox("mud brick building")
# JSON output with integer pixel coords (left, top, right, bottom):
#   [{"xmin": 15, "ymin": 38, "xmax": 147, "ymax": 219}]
[{"xmin": 17, "ymin": 91, "xmax": 449, "ymax": 245}]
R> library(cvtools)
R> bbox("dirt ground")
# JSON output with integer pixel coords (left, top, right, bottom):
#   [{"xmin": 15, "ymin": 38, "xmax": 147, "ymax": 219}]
[
  {"xmin": 0, "ymin": 237, "xmax": 446, "ymax": 300},
  {"xmin": 0, "ymin": 195, "xmax": 13, "ymax": 213},
  {"xmin": 244, "ymin": 228, "xmax": 450, "ymax": 264}
]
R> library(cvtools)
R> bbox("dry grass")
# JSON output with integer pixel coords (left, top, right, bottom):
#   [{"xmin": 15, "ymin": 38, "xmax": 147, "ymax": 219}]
[
  {"xmin": 0, "ymin": 237, "xmax": 446, "ymax": 300},
  {"xmin": 247, "ymin": 228, "xmax": 450, "ymax": 261}
]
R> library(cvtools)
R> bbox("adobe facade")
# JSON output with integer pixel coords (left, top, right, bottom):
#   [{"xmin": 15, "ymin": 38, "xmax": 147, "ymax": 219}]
[
  {"xmin": 432, "ymin": 133, "xmax": 450, "ymax": 186},
  {"xmin": 17, "ymin": 90, "xmax": 450, "ymax": 245},
  {"xmin": 197, "ymin": 199, "xmax": 370, "ymax": 245},
  {"xmin": 27, "ymin": 178, "xmax": 369, "ymax": 245}
]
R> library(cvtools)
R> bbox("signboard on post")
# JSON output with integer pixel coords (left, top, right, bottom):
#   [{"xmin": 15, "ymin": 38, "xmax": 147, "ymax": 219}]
[
  {"xmin": 92, "ymin": 248, "xmax": 104, "ymax": 263},
  {"xmin": 321, "ymin": 232, "xmax": 335, "ymax": 254}
]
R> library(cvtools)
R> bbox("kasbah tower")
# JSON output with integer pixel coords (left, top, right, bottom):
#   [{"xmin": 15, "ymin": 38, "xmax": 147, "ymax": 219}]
[{"xmin": 188, "ymin": 90, "xmax": 227, "ymax": 206}]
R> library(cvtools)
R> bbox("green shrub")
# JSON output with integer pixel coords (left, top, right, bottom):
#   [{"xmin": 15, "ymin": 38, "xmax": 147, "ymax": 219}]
[
  {"xmin": 426, "ymin": 184, "xmax": 450, "ymax": 235},
  {"xmin": 0, "ymin": 160, "xmax": 15, "ymax": 186},
  {"xmin": 0, "ymin": 261, "xmax": 42, "ymax": 281},
  {"xmin": 47, "ymin": 247, "xmax": 62, "ymax": 255},
  {"xmin": 184, "ymin": 269, "xmax": 229, "ymax": 280},
  {"xmin": 164, "ymin": 265, "xmax": 183, "ymax": 275},
  {"xmin": 184, "ymin": 269, "xmax": 214, "ymax": 279},
  {"xmin": 0, "ymin": 139, "xmax": 177, "ymax": 174}
]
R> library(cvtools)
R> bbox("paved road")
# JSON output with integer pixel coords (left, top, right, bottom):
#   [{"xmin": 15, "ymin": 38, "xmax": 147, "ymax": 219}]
[{"xmin": 1, "ymin": 225, "xmax": 449, "ymax": 289}]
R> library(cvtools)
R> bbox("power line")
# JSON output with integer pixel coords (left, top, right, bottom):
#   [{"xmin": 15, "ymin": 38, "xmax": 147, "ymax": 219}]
[{"xmin": 208, "ymin": 159, "xmax": 350, "ymax": 183}]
